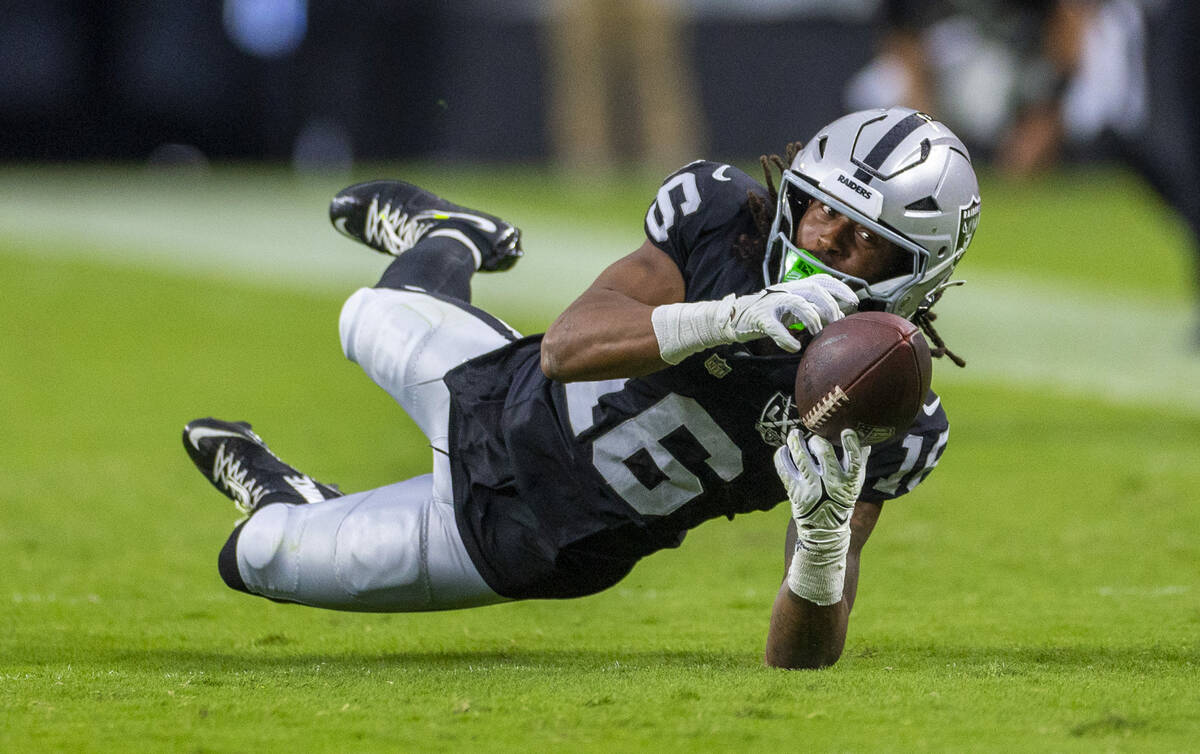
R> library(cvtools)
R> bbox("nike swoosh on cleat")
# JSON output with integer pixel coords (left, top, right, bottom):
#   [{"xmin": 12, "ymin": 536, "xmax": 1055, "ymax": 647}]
[
  {"xmin": 188, "ymin": 426, "xmax": 250, "ymax": 450},
  {"xmin": 712, "ymin": 164, "xmax": 731, "ymax": 181},
  {"xmin": 285, "ymin": 475, "xmax": 328, "ymax": 503},
  {"xmin": 923, "ymin": 396, "xmax": 941, "ymax": 415},
  {"xmin": 416, "ymin": 210, "xmax": 498, "ymax": 233}
]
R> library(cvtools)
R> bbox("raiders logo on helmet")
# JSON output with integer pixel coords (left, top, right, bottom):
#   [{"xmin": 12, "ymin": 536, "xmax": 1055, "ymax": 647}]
[{"xmin": 955, "ymin": 198, "xmax": 981, "ymax": 256}]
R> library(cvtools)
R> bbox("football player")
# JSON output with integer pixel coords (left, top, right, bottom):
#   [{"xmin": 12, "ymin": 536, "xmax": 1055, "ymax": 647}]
[{"xmin": 184, "ymin": 106, "xmax": 981, "ymax": 669}]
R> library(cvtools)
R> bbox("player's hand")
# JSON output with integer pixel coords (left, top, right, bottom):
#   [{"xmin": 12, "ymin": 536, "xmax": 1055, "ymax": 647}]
[
  {"xmin": 774, "ymin": 428, "xmax": 870, "ymax": 606},
  {"xmin": 774, "ymin": 428, "xmax": 870, "ymax": 534},
  {"xmin": 650, "ymin": 273, "xmax": 856, "ymax": 365},
  {"xmin": 722, "ymin": 275, "xmax": 858, "ymax": 352}
]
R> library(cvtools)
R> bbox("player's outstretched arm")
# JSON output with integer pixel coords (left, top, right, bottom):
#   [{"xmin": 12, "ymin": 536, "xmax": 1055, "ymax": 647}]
[
  {"xmin": 765, "ymin": 429, "xmax": 880, "ymax": 669},
  {"xmin": 541, "ymin": 240, "xmax": 687, "ymax": 382},
  {"xmin": 542, "ymin": 241, "xmax": 856, "ymax": 382},
  {"xmin": 764, "ymin": 503, "xmax": 880, "ymax": 669}
]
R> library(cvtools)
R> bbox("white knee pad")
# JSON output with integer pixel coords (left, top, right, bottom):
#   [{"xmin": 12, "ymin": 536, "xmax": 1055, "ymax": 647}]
[
  {"xmin": 235, "ymin": 477, "xmax": 505, "ymax": 612},
  {"xmin": 237, "ymin": 504, "xmax": 291, "ymax": 579}
]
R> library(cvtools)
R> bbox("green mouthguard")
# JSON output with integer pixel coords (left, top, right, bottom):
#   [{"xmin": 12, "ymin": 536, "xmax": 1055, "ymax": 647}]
[
  {"xmin": 781, "ymin": 249, "xmax": 825, "ymax": 330},
  {"xmin": 781, "ymin": 249, "xmax": 824, "ymax": 283}
]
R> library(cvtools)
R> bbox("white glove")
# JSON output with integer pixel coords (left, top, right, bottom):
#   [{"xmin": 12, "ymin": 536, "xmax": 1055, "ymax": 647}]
[
  {"xmin": 651, "ymin": 274, "xmax": 858, "ymax": 365},
  {"xmin": 773, "ymin": 428, "xmax": 870, "ymax": 605}
]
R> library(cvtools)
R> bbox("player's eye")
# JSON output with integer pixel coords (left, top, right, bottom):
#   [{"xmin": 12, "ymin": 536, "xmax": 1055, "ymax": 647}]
[
  {"xmin": 820, "ymin": 204, "xmax": 839, "ymax": 219},
  {"xmin": 858, "ymin": 225, "xmax": 890, "ymax": 249}
]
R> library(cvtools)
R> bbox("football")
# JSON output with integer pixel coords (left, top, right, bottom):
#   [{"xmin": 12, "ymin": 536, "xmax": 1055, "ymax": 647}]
[{"xmin": 794, "ymin": 311, "xmax": 933, "ymax": 445}]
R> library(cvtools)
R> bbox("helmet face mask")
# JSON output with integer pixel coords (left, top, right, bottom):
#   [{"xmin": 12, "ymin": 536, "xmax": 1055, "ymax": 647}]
[{"xmin": 763, "ymin": 107, "xmax": 981, "ymax": 320}]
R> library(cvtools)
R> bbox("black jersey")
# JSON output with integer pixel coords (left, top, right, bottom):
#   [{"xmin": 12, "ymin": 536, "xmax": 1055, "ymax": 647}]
[{"xmin": 445, "ymin": 162, "xmax": 950, "ymax": 600}]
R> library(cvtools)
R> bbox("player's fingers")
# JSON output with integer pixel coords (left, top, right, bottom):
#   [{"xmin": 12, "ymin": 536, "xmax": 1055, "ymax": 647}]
[
  {"xmin": 760, "ymin": 319, "xmax": 804, "ymax": 352},
  {"xmin": 786, "ymin": 428, "xmax": 805, "ymax": 460},
  {"xmin": 788, "ymin": 430, "xmax": 822, "ymax": 488},
  {"xmin": 775, "ymin": 297, "xmax": 824, "ymax": 333},
  {"xmin": 839, "ymin": 429, "xmax": 870, "ymax": 474},
  {"xmin": 778, "ymin": 436, "xmax": 821, "ymax": 514},
  {"xmin": 787, "ymin": 429, "xmax": 816, "ymax": 471},
  {"xmin": 806, "ymin": 274, "xmax": 860, "ymax": 313},
  {"xmin": 774, "ymin": 283, "xmax": 842, "ymax": 325},
  {"xmin": 840, "ymin": 428, "xmax": 861, "ymax": 458},
  {"xmin": 801, "ymin": 280, "xmax": 849, "ymax": 322},
  {"xmin": 773, "ymin": 443, "xmax": 798, "ymax": 480},
  {"xmin": 806, "ymin": 433, "xmax": 838, "ymax": 478},
  {"xmin": 803, "ymin": 289, "xmax": 844, "ymax": 324}
]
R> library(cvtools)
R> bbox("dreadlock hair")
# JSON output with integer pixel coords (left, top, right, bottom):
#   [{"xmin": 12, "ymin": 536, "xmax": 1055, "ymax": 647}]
[
  {"xmin": 735, "ymin": 141, "xmax": 967, "ymax": 368},
  {"xmin": 733, "ymin": 141, "xmax": 805, "ymax": 262},
  {"xmin": 914, "ymin": 293, "xmax": 967, "ymax": 367}
]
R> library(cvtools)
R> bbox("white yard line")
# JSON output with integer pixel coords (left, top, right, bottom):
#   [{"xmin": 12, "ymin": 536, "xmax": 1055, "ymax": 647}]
[{"xmin": 4, "ymin": 174, "xmax": 1200, "ymax": 416}]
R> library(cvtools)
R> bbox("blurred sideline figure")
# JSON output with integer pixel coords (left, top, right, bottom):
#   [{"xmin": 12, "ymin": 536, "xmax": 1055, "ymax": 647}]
[
  {"xmin": 543, "ymin": 0, "xmax": 705, "ymax": 170},
  {"xmin": 184, "ymin": 107, "xmax": 981, "ymax": 669},
  {"xmin": 849, "ymin": 0, "xmax": 1200, "ymax": 341}
]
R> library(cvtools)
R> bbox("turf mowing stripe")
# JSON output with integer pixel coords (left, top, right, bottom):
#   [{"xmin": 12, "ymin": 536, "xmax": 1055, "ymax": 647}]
[
  {"xmin": 932, "ymin": 271, "xmax": 1200, "ymax": 416},
  {"xmin": 4, "ymin": 173, "xmax": 1199, "ymax": 417}
]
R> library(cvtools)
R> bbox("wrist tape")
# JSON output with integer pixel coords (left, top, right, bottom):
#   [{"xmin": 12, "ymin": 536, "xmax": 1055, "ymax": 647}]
[
  {"xmin": 786, "ymin": 536, "xmax": 849, "ymax": 606},
  {"xmin": 651, "ymin": 299, "xmax": 731, "ymax": 365}
]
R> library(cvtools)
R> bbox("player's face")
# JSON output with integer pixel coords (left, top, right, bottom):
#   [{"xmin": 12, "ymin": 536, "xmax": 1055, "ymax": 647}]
[{"xmin": 794, "ymin": 202, "xmax": 906, "ymax": 284}]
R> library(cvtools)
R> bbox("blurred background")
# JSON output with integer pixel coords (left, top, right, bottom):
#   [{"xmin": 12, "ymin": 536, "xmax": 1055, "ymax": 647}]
[
  {"xmin": 5, "ymin": 0, "xmax": 1198, "ymax": 339},
  {"xmin": 3, "ymin": 0, "xmax": 1194, "ymax": 174},
  {"xmin": 2, "ymin": 0, "xmax": 883, "ymax": 167}
]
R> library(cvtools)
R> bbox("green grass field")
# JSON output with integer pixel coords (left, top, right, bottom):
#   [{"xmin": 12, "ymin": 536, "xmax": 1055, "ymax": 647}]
[{"xmin": 2, "ymin": 165, "xmax": 1199, "ymax": 751}]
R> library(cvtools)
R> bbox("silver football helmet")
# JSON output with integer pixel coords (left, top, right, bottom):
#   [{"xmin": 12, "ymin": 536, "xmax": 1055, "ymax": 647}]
[{"xmin": 763, "ymin": 106, "xmax": 981, "ymax": 320}]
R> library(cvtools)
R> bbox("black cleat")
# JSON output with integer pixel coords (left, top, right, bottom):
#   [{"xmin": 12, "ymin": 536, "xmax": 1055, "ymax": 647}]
[
  {"xmin": 182, "ymin": 418, "xmax": 342, "ymax": 516},
  {"xmin": 329, "ymin": 180, "xmax": 523, "ymax": 272}
]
